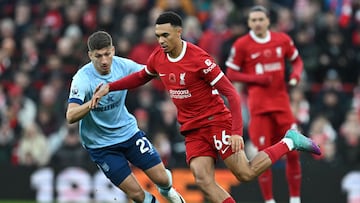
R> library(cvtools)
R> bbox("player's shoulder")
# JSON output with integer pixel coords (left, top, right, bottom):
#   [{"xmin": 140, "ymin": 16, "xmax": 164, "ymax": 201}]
[
  {"xmin": 149, "ymin": 46, "xmax": 164, "ymax": 57},
  {"xmin": 185, "ymin": 41, "xmax": 209, "ymax": 57}
]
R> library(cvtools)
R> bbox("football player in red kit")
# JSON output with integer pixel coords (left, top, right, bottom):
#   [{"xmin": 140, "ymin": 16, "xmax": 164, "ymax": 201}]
[
  {"xmin": 226, "ymin": 5, "xmax": 305, "ymax": 203},
  {"xmin": 91, "ymin": 11, "xmax": 320, "ymax": 203}
]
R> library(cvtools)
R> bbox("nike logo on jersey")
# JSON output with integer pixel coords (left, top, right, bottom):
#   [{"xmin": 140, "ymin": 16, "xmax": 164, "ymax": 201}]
[
  {"xmin": 251, "ymin": 52, "xmax": 261, "ymax": 59},
  {"xmin": 221, "ymin": 146, "xmax": 230, "ymax": 154},
  {"xmin": 158, "ymin": 73, "xmax": 166, "ymax": 77}
]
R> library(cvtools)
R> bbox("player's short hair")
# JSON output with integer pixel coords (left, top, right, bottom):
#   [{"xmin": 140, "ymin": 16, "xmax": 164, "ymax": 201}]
[
  {"xmin": 249, "ymin": 5, "xmax": 270, "ymax": 17},
  {"xmin": 87, "ymin": 31, "xmax": 113, "ymax": 51},
  {"xmin": 155, "ymin": 11, "xmax": 182, "ymax": 27}
]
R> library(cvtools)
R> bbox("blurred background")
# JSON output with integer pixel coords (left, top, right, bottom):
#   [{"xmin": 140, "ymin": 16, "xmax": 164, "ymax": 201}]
[{"xmin": 0, "ymin": 0, "xmax": 359, "ymax": 202}]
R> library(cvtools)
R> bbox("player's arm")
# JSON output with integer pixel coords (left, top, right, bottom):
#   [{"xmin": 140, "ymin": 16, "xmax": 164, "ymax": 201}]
[
  {"xmin": 284, "ymin": 33, "xmax": 304, "ymax": 86},
  {"xmin": 214, "ymin": 75, "xmax": 244, "ymax": 152},
  {"xmin": 288, "ymin": 55, "xmax": 303, "ymax": 86},
  {"xmin": 66, "ymin": 101, "xmax": 91, "ymax": 124},
  {"xmin": 90, "ymin": 69, "xmax": 154, "ymax": 108},
  {"xmin": 226, "ymin": 68, "xmax": 271, "ymax": 86}
]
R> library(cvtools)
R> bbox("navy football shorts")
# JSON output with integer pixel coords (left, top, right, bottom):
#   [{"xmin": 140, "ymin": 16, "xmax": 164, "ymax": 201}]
[{"xmin": 86, "ymin": 131, "xmax": 162, "ymax": 186}]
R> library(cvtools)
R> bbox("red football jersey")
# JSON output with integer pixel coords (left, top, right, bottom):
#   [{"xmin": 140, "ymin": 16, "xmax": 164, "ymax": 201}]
[
  {"xmin": 226, "ymin": 31, "xmax": 299, "ymax": 114},
  {"xmin": 146, "ymin": 41, "xmax": 232, "ymax": 132}
]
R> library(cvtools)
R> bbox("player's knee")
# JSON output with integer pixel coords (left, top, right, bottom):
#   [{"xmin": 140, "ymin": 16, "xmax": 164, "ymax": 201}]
[
  {"xmin": 127, "ymin": 189, "xmax": 145, "ymax": 202},
  {"xmin": 193, "ymin": 173, "xmax": 214, "ymax": 189},
  {"xmin": 155, "ymin": 169, "xmax": 172, "ymax": 188},
  {"xmin": 232, "ymin": 170, "xmax": 256, "ymax": 182}
]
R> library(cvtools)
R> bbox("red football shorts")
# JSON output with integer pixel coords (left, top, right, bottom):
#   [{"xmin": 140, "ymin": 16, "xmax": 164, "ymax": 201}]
[
  {"xmin": 183, "ymin": 120, "xmax": 234, "ymax": 165},
  {"xmin": 249, "ymin": 110, "xmax": 296, "ymax": 150}
]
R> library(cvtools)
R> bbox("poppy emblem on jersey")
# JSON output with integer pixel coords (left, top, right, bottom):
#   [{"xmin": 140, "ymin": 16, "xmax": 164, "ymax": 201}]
[
  {"xmin": 180, "ymin": 72, "xmax": 186, "ymax": 85},
  {"xmin": 264, "ymin": 49, "xmax": 272, "ymax": 57},
  {"xmin": 169, "ymin": 73, "xmax": 176, "ymax": 83}
]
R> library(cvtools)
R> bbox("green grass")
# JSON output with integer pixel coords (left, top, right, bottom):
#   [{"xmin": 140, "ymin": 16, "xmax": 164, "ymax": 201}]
[{"xmin": 0, "ymin": 201, "xmax": 36, "ymax": 203}]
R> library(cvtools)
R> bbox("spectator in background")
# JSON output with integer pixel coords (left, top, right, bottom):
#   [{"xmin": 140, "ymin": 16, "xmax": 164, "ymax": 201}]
[
  {"xmin": 36, "ymin": 84, "xmax": 62, "ymax": 137},
  {"xmin": 290, "ymin": 87, "xmax": 310, "ymax": 133},
  {"xmin": 311, "ymin": 69, "xmax": 350, "ymax": 130},
  {"xmin": 308, "ymin": 115, "xmax": 337, "ymax": 162},
  {"xmin": 0, "ymin": 115, "xmax": 16, "ymax": 165},
  {"xmin": 13, "ymin": 0, "xmax": 34, "ymax": 40},
  {"xmin": 0, "ymin": 36, "xmax": 16, "ymax": 78},
  {"xmin": 6, "ymin": 84, "xmax": 37, "ymax": 134},
  {"xmin": 128, "ymin": 26, "xmax": 166, "ymax": 96},
  {"xmin": 182, "ymin": 15, "xmax": 203, "ymax": 45},
  {"xmin": 50, "ymin": 123, "xmax": 93, "ymax": 170},
  {"xmin": 198, "ymin": 0, "xmax": 233, "ymax": 62},
  {"xmin": 129, "ymin": 26, "xmax": 158, "ymax": 65},
  {"xmin": 16, "ymin": 122, "xmax": 50, "ymax": 167},
  {"xmin": 338, "ymin": 109, "xmax": 360, "ymax": 170}
]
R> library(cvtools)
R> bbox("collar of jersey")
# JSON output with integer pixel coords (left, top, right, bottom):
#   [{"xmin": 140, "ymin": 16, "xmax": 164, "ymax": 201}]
[
  {"xmin": 167, "ymin": 40, "xmax": 187, "ymax": 62},
  {"xmin": 249, "ymin": 30, "xmax": 270, "ymax": 44}
]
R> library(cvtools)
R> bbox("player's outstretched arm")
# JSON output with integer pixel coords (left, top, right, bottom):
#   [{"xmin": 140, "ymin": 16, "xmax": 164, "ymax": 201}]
[
  {"xmin": 90, "ymin": 69, "xmax": 154, "ymax": 109},
  {"xmin": 226, "ymin": 68, "xmax": 272, "ymax": 86}
]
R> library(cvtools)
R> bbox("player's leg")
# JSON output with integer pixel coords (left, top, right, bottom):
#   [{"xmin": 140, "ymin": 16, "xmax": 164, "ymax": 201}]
[
  {"xmin": 190, "ymin": 156, "xmax": 235, "ymax": 203},
  {"xmin": 86, "ymin": 142, "xmax": 158, "ymax": 203},
  {"xmin": 275, "ymin": 112, "xmax": 302, "ymax": 203},
  {"xmin": 184, "ymin": 126, "xmax": 236, "ymax": 203},
  {"xmin": 118, "ymin": 173, "xmax": 158, "ymax": 202},
  {"xmin": 223, "ymin": 124, "xmax": 321, "ymax": 183},
  {"xmin": 144, "ymin": 163, "xmax": 185, "ymax": 203},
  {"xmin": 128, "ymin": 131, "xmax": 185, "ymax": 203},
  {"xmin": 249, "ymin": 113, "xmax": 276, "ymax": 203}
]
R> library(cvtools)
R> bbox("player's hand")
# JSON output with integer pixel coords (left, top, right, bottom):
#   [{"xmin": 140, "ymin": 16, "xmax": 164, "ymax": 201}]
[
  {"xmin": 289, "ymin": 78, "xmax": 298, "ymax": 86},
  {"xmin": 229, "ymin": 135, "xmax": 244, "ymax": 153},
  {"xmin": 90, "ymin": 83, "xmax": 110, "ymax": 109}
]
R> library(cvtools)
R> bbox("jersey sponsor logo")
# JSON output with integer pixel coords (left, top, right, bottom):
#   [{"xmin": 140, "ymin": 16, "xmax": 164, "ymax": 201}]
[
  {"xmin": 203, "ymin": 59, "xmax": 217, "ymax": 74},
  {"xmin": 263, "ymin": 62, "xmax": 281, "ymax": 71},
  {"xmin": 169, "ymin": 89, "xmax": 191, "ymax": 99},
  {"xmin": 180, "ymin": 72, "xmax": 186, "ymax": 85},
  {"xmin": 250, "ymin": 52, "xmax": 261, "ymax": 59},
  {"xmin": 92, "ymin": 100, "xmax": 121, "ymax": 112}
]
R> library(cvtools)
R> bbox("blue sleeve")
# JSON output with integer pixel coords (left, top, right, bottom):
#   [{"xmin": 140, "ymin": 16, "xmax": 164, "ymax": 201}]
[{"xmin": 68, "ymin": 72, "xmax": 90, "ymax": 104}]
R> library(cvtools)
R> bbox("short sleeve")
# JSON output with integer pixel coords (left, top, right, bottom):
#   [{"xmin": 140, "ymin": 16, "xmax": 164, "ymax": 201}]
[{"xmin": 68, "ymin": 73, "xmax": 89, "ymax": 104}]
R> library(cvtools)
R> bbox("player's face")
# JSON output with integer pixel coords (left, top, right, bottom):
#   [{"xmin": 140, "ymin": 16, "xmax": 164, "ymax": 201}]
[
  {"xmin": 88, "ymin": 46, "xmax": 114, "ymax": 75},
  {"xmin": 248, "ymin": 11, "xmax": 270, "ymax": 38},
  {"xmin": 155, "ymin": 23, "xmax": 183, "ymax": 57}
]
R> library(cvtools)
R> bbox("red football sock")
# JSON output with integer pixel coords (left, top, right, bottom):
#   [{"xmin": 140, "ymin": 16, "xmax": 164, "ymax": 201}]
[
  {"xmin": 258, "ymin": 169, "xmax": 274, "ymax": 201},
  {"xmin": 286, "ymin": 151, "xmax": 301, "ymax": 197},
  {"xmin": 223, "ymin": 197, "xmax": 236, "ymax": 203},
  {"xmin": 263, "ymin": 141, "xmax": 290, "ymax": 163}
]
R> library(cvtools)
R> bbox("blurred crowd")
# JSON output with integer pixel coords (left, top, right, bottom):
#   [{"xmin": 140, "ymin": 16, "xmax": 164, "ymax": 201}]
[{"xmin": 0, "ymin": 0, "xmax": 359, "ymax": 174}]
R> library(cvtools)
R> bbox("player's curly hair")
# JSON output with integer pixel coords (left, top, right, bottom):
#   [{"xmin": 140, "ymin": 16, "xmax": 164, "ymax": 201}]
[
  {"xmin": 155, "ymin": 11, "xmax": 182, "ymax": 27},
  {"xmin": 87, "ymin": 31, "xmax": 113, "ymax": 51}
]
